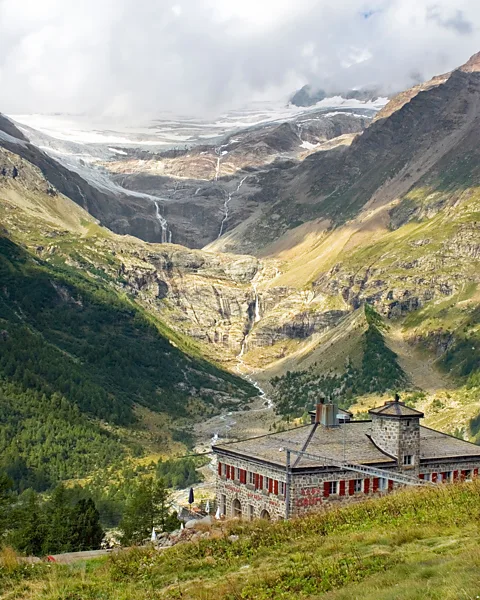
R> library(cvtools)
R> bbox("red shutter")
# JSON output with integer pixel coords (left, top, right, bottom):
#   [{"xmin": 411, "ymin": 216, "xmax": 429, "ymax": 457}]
[
  {"xmin": 452, "ymin": 471, "xmax": 458, "ymax": 481},
  {"xmin": 474, "ymin": 468, "xmax": 479, "ymax": 478},
  {"xmin": 419, "ymin": 473, "xmax": 425, "ymax": 480},
  {"xmin": 364, "ymin": 478, "xmax": 370, "ymax": 494},
  {"xmin": 339, "ymin": 481, "xmax": 346, "ymax": 496},
  {"xmin": 373, "ymin": 478, "xmax": 379, "ymax": 492},
  {"xmin": 218, "ymin": 462, "xmax": 222, "ymax": 476},
  {"xmin": 388, "ymin": 479, "xmax": 393, "ymax": 491},
  {"xmin": 431, "ymin": 472, "xmax": 437, "ymax": 483},
  {"xmin": 226, "ymin": 465, "xmax": 230, "ymax": 479},
  {"xmin": 461, "ymin": 470, "xmax": 467, "ymax": 481},
  {"xmin": 323, "ymin": 481, "xmax": 330, "ymax": 498},
  {"xmin": 254, "ymin": 473, "xmax": 259, "ymax": 489},
  {"xmin": 259, "ymin": 475, "xmax": 264, "ymax": 490},
  {"xmin": 274, "ymin": 480, "xmax": 279, "ymax": 495},
  {"xmin": 349, "ymin": 480, "xmax": 355, "ymax": 495},
  {"xmin": 268, "ymin": 478, "xmax": 273, "ymax": 493},
  {"xmin": 442, "ymin": 472, "xmax": 448, "ymax": 483}
]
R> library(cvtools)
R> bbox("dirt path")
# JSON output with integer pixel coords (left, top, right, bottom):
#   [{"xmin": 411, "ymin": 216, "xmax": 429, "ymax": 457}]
[{"xmin": 386, "ymin": 325, "xmax": 451, "ymax": 392}]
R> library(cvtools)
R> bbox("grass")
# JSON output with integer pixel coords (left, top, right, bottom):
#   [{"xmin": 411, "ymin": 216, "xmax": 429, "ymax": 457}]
[{"xmin": 3, "ymin": 481, "xmax": 480, "ymax": 599}]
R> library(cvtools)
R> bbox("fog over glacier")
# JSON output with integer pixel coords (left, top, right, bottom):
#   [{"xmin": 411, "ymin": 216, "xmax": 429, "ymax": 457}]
[{"xmin": 0, "ymin": 0, "xmax": 480, "ymax": 117}]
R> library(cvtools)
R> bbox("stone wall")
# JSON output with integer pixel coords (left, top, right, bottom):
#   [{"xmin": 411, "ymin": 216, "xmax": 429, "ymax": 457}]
[
  {"xmin": 215, "ymin": 452, "xmax": 287, "ymax": 520},
  {"xmin": 370, "ymin": 416, "xmax": 420, "ymax": 471},
  {"xmin": 215, "ymin": 451, "xmax": 480, "ymax": 521}
]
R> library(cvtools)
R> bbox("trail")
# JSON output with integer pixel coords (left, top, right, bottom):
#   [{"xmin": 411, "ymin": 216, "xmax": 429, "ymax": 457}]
[{"xmin": 217, "ymin": 175, "xmax": 248, "ymax": 239}]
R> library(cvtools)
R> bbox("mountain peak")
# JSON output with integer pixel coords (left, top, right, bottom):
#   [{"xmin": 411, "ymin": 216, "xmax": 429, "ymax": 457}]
[{"xmin": 459, "ymin": 51, "xmax": 480, "ymax": 73}]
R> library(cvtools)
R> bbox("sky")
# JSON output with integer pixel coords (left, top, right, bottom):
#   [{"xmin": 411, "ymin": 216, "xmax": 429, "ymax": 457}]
[{"xmin": 0, "ymin": 0, "xmax": 480, "ymax": 118}]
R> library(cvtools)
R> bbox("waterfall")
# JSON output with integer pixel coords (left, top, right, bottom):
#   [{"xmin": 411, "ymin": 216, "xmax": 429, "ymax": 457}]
[
  {"xmin": 234, "ymin": 277, "xmax": 273, "ymax": 409},
  {"xmin": 154, "ymin": 201, "xmax": 171, "ymax": 244},
  {"xmin": 217, "ymin": 175, "xmax": 248, "ymax": 239}
]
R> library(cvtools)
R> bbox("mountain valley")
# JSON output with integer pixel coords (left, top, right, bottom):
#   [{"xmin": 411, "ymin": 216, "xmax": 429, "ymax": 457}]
[{"xmin": 0, "ymin": 53, "xmax": 480, "ymax": 496}]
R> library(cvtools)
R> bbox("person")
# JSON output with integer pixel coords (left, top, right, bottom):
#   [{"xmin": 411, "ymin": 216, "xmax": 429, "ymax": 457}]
[{"xmin": 12, "ymin": 166, "xmax": 18, "ymax": 179}]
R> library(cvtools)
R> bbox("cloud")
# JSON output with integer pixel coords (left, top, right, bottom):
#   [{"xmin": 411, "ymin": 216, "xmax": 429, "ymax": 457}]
[{"xmin": 0, "ymin": 0, "xmax": 479, "ymax": 117}]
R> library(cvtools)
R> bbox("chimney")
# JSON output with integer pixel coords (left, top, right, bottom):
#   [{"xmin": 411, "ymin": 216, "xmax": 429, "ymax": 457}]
[{"xmin": 314, "ymin": 402, "xmax": 339, "ymax": 427}]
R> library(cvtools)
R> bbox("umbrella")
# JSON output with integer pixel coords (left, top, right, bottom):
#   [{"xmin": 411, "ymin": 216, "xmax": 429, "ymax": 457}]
[
  {"xmin": 205, "ymin": 500, "xmax": 210, "ymax": 514},
  {"xmin": 188, "ymin": 487, "xmax": 195, "ymax": 505},
  {"xmin": 151, "ymin": 527, "xmax": 157, "ymax": 542},
  {"xmin": 215, "ymin": 506, "xmax": 221, "ymax": 520}
]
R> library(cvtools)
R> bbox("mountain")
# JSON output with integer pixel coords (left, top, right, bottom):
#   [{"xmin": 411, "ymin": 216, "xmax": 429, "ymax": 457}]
[
  {"xmin": 1, "ymin": 51, "xmax": 480, "ymax": 460},
  {"xmin": 290, "ymin": 84, "xmax": 383, "ymax": 107},
  {"xmin": 0, "ymin": 143, "xmax": 256, "ymax": 488}
]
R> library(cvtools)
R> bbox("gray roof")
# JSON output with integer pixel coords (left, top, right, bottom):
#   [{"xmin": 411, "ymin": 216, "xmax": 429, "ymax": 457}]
[
  {"xmin": 369, "ymin": 401, "xmax": 424, "ymax": 418},
  {"xmin": 214, "ymin": 422, "xmax": 480, "ymax": 470}
]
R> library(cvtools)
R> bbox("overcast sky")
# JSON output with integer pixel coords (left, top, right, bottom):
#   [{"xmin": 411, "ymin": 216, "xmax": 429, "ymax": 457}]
[{"xmin": 0, "ymin": 0, "xmax": 479, "ymax": 118}]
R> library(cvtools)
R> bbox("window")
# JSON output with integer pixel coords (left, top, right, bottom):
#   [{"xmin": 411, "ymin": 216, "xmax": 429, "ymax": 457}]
[
  {"xmin": 329, "ymin": 481, "xmax": 338, "ymax": 495},
  {"xmin": 279, "ymin": 481, "xmax": 286, "ymax": 496},
  {"xmin": 354, "ymin": 479, "xmax": 362, "ymax": 493},
  {"xmin": 248, "ymin": 471, "xmax": 255, "ymax": 485},
  {"xmin": 406, "ymin": 420, "xmax": 411, "ymax": 427},
  {"xmin": 264, "ymin": 476, "xmax": 270, "ymax": 492},
  {"xmin": 222, "ymin": 463, "xmax": 227, "ymax": 477},
  {"xmin": 235, "ymin": 467, "xmax": 241, "ymax": 481},
  {"xmin": 403, "ymin": 455, "xmax": 413, "ymax": 466},
  {"xmin": 443, "ymin": 471, "xmax": 452, "ymax": 483},
  {"xmin": 464, "ymin": 470, "xmax": 472, "ymax": 481},
  {"xmin": 248, "ymin": 505, "xmax": 254, "ymax": 521},
  {"xmin": 379, "ymin": 478, "xmax": 388, "ymax": 491}
]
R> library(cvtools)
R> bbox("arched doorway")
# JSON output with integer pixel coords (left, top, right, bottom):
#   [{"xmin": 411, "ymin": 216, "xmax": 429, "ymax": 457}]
[
  {"xmin": 232, "ymin": 499, "xmax": 242, "ymax": 518},
  {"xmin": 260, "ymin": 509, "xmax": 271, "ymax": 520}
]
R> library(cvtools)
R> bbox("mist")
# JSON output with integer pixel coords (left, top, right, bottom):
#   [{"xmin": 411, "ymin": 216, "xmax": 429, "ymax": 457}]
[{"xmin": 0, "ymin": 0, "xmax": 479, "ymax": 118}]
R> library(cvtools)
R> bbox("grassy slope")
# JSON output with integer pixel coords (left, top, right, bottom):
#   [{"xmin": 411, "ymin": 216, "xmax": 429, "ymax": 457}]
[
  {"xmin": 3, "ymin": 481, "xmax": 480, "ymax": 599},
  {"xmin": 0, "ymin": 152, "xmax": 255, "ymax": 484}
]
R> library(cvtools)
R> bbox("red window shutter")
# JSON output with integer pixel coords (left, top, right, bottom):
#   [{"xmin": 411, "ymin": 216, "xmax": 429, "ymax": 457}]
[
  {"xmin": 431, "ymin": 472, "xmax": 437, "ymax": 483},
  {"xmin": 388, "ymin": 479, "xmax": 393, "ymax": 491},
  {"xmin": 218, "ymin": 462, "xmax": 222, "ymax": 476},
  {"xmin": 339, "ymin": 481, "xmax": 346, "ymax": 496},
  {"xmin": 226, "ymin": 465, "xmax": 230, "ymax": 479},
  {"xmin": 254, "ymin": 473, "xmax": 258, "ymax": 489},
  {"xmin": 461, "ymin": 470, "xmax": 467, "ymax": 480},
  {"xmin": 419, "ymin": 473, "xmax": 425, "ymax": 480},
  {"xmin": 453, "ymin": 470, "xmax": 459, "ymax": 481},
  {"xmin": 243, "ymin": 470, "xmax": 247, "ymax": 484},
  {"xmin": 259, "ymin": 475, "xmax": 264, "ymax": 490},
  {"xmin": 373, "ymin": 478, "xmax": 379, "ymax": 492},
  {"xmin": 474, "ymin": 468, "xmax": 479, "ymax": 478},
  {"xmin": 274, "ymin": 480, "xmax": 279, "ymax": 495},
  {"xmin": 364, "ymin": 478, "xmax": 370, "ymax": 494},
  {"xmin": 349, "ymin": 480, "xmax": 355, "ymax": 495},
  {"xmin": 442, "ymin": 472, "xmax": 448, "ymax": 483},
  {"xmin": 268, "ymin": 478, "xmax": 273, "ymax": 493},
  {"xmin": 323, "ymin": 481, "xmax": 330, "ymax": 498}
]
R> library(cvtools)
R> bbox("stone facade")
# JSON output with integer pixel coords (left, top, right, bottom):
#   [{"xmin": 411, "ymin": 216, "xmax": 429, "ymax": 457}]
[
  {"xmin": 370, "ymin": 416, "xmax": 420, "ymax": 472},
  {"xmin": 213, "ymin": 400, "xmax": 480, "ymax": 521}
]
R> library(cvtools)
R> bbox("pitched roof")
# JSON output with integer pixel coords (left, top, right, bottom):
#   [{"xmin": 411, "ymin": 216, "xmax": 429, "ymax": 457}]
[
  {"xmin": 369, "ymin": 401, "xmax": 424, "ymax": 418},
  {"xmin": 214, "ymin": 422, "xmax": 396, "ymax": 470},
  {"xmin": 214, "ymin": 422, "xmax": 480, "ymax": 470}
]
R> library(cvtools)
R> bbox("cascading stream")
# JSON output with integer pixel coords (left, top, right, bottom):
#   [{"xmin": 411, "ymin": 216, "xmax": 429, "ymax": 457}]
[
  {"xmin": 154, "ymin": 201, "xmax": 171, "ymax": 244},
  {"xmin": 218, "ymin": 175, "xmax": 248, "ymax": 239}
]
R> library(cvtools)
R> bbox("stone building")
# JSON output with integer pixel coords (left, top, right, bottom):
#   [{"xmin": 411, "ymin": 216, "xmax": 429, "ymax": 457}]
[{"xmin": 213, "ymin": 397, "xmax": 480, "ymax": 520}]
